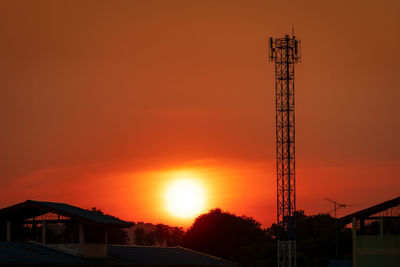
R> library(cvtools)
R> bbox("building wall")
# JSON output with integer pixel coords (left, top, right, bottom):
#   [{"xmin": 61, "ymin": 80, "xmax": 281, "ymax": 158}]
[{"xmin": 353, "ymin": 218, "xmax": 400, "ymax": 267}]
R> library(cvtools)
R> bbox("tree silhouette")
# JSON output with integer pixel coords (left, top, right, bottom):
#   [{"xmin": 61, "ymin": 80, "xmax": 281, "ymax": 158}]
[
  {"xmin": 133, "ymin": 224, "xmax": 184, "ymax": 247},
  {"xmin": 182, "ymin": 209, "xmax": 352, "ymax": 267},
  {"xmin": 183, "ymin": 208, "xmax": 269, "ymax": 266},
  {"xmin": 261, "ymin": 211, "xmax": 352, "ymax": 267},
  {"xmin": 154, "ymin": 224, "xmax": 169, "ymax": 246},
  {"xmin": 296, "ymin": 211, "xmax": 352, "ymax": 267},
  {"xmin": 144, "ymin": 230, "xmax": 156, "ymax": 246},
  {"xmin": 134, "ymin": 227, "xmax": 146, "ymax": 245},
  {"xmin": 167, "ymin": 226, "xmax": 184, "ymax": 246}
]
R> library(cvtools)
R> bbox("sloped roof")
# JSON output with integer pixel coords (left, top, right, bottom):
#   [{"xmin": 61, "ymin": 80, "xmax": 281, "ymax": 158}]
[
  {"xmin": 0, "ymin": 242, "xmax": 237, "ymax": 266},
  {"xmin": 0, "ymin": 242, "xmax": 87, "ymax": 265},
  {"xmin": 338, "ymin": 196, "xmax": 400, "ymax": 225},
  {"xmin": 108, "ymin": 245, "xmax": 236, "ymax": 266},
  {"xmin": 0, "ymin": 200, "xmax": 133, "ymax": 227},
  {"xmin": 327, "ymin": 260, "xmax": 352, "ymax": 267}
]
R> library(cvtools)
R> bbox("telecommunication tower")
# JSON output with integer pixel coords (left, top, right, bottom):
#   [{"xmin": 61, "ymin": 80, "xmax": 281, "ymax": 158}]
[{"xmin": 269, "ymin": 34, "xmax": 301, "ymax": 267}]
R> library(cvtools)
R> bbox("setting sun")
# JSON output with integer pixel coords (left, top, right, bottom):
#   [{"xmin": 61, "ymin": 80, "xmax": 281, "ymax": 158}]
[{"xmin": 165, "ymin": 179, "xmax": 205, "ymax": 218}]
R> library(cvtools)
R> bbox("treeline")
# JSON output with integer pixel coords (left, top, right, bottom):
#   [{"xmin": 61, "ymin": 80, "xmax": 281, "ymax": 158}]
[
  {"xmin": 129, "ymin": 209, "xmax": 353, "ymax": 267},
  {"xmin": 132, "ymin": 223, "xmax": 184, "ymax": 246},
  {"xmin": 3, "ymin": 206, "xmax": 353, "ymax": 267}
]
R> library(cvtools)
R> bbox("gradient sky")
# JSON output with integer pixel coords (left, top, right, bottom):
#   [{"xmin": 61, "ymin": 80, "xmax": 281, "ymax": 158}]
[{"xmin": 0, "ymin": 0, "xmax": 399, "ymax": 227}]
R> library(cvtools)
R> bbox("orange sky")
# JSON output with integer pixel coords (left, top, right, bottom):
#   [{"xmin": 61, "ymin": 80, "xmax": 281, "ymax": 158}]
[{"xmin": 0, "ymin": 0, "xmax": 399, "ymax": 227}]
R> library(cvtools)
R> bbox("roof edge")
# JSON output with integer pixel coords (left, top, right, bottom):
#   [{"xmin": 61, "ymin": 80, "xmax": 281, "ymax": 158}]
[
  {"xmin": 0, "ymin": 200, "xmax": 134, "ymax": 227},
  {"xmin": 338, "ymin": 196, "xmax": 400, "ymax": 224}
]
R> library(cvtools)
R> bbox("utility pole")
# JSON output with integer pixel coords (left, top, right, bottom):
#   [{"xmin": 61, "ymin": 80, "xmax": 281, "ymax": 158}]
[
  {"xmin": 324, "ymin": 198, "xmax": 352, "ymax": 260},
  {"xmin": 269, "ymin": 34, "xmax": 301, "ymax": 267}
]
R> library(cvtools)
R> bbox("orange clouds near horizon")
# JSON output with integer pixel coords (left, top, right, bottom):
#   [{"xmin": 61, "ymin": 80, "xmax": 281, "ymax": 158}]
[
  {"xmin": 99, "ymin": 158, "xmax": 276, "ymax": 227},
  {"xmin": 2, "ymin": 157, "xmax": 399, "ymax": 228}
]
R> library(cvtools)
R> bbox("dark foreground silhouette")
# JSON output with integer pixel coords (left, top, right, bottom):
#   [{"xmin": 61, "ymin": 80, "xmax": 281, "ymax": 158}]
[
  {"xmin": 184, "ymin": 209, "xmax": 352, "ymax": 267},
  {"xmin": 2, "ymin": 207, "xmax": 353, "ymax": 267}
]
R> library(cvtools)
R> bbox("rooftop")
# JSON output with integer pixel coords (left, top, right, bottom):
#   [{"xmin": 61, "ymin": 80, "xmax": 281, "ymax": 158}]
[
  {"xmin": 338, "ymin": 196, "xmax": 400, "ymax": 225},
  {"xmin": 0, "ymin": 200, "xmax": 133, "ymax": 227},
  {"xmin": 0, "ymin": 242, "xmax": 236, "ymax": 267}
]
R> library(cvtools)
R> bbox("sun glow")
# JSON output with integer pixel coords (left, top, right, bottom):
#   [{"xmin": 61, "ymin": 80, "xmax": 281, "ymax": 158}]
[{"xmin": 165, "ymin": 178, "xmax": 205, "ymax": 218}]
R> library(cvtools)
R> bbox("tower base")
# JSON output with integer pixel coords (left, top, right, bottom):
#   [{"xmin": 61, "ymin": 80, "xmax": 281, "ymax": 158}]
[{"xmin": 278, "ymin": 240, "xmax": 296, "ymax": 267}]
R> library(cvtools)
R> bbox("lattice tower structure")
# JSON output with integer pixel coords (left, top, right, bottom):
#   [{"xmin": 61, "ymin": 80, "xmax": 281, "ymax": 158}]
[{"xmin": 269, "ymin": 34, "xmax": 301, "ymax": 267}]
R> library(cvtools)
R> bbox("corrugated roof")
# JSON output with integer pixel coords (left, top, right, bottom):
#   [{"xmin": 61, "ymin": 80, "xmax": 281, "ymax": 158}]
[
  {"xmin": 30, "ymin": 200, "xmax": 132, "ymax": 226},
  {"xmin": 108, "ymin": 245, "xmax": 236, "ymax": 266},
  {"xmin": 0, "ymin": 242, "xmax": 88, "ymax": 264},
  {"xmin": 0, "ymin": 200, "xmax": 133, "ymax": 227},
  {"xmin": 338, "ymin": 196, "xmax": 400, "ymax": 225},
  {"xmin": 0, "ymin": 242, "xmax": 237, "ymax": 266},
  {"xmin": 327, "ymin": 260, "xmax": 352, "ymax": 267}
]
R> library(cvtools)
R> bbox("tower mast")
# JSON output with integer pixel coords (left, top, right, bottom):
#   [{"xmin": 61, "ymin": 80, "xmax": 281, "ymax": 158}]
[{"xmin": 269, "ymin": 34, "xmax": 301, "ymax": 267}]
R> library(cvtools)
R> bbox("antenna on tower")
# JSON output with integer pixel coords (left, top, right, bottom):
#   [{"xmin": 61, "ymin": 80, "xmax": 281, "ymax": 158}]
[
  {"xmin": 323, "ymin": 198, "xmax": 353, "ymax": 260},
  {"xmin": 269, "ymin": 34, "xmax": 301, "ymax": 267},
  {"xmin": 324, "ymin": 198, "xmax": 353, "ymax": 218}
]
